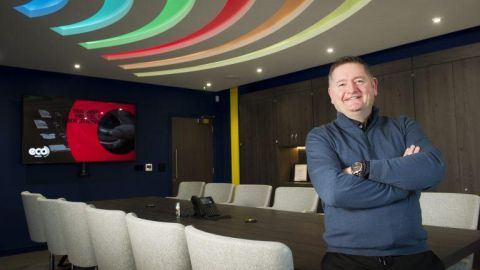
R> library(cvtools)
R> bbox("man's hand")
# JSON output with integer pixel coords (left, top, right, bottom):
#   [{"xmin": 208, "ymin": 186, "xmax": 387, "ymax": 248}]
[
  {"xmin": 343, "ymin": 145, "xmax": 420, "ymax": 175},
  {"xmin": 404, "ymin": 145, "xmax": 421, "ymax": 156}
]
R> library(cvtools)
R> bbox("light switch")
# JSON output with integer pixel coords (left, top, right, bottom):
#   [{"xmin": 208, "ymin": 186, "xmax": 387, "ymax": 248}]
[{"xmin": 145, "ymin": 163, "xmax": 153, "ymax": 172}]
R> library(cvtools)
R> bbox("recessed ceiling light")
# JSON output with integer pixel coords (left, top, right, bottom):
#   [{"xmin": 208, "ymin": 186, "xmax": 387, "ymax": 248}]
[
  {"xmin": 74, "ymin": 63, "xmax": 81, "ymax": 69},
  {"xmin": 432, "ymin": 17, "xmax": 442, "ymax": 24},
  {"xmin": 326, "ymin": 47, "xmax": 334, "ymax": 53},
  {"xmin": 256, "ymin": 68, "xmax": 263, "ymax": 73},
  {"xmin": 206, "ymin": 82, "xmax": 212, "ymax": 87}
]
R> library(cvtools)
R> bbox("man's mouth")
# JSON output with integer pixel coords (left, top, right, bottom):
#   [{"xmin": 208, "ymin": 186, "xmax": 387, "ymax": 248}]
[{"xmin": 344, "ymin": 96, "xmax": 360, "ymax": 101}]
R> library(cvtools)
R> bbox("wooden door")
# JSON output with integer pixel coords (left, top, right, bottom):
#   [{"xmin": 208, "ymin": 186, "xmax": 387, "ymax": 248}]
[
  {"xmin": 453, "ymin": 56, "xmax": 480, "ymax": 194},
  {"xmin": 413, "ymin": 63, "xmax": 461, "ymax": 192},
  {"xmin": 239, "ymin": 97, "xmax": 277, "ymax": 185},
  {"xmin": 171, "ymin": 117, "xmax": 213, "ymax": 195}
]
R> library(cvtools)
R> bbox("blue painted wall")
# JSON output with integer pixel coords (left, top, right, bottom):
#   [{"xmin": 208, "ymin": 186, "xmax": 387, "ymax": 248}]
[{"xmin": 0, "ymin": 66, "xmax": 230, "ymax": 255}]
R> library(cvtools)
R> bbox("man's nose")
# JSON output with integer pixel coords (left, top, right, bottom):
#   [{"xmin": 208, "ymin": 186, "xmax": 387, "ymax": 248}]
[{"xmin": 345, "ymin": 81, "xmax": 359, "ymax": 93}]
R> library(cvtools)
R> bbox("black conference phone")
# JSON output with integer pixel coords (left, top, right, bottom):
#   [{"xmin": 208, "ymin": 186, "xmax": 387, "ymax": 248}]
[
  {"xmin": 191, "ymin": 196, "xmax": 230, "ymax": 220},
  {"xmin": 191, "ymin": 196, "xmax": 220, "ymax": 217}
]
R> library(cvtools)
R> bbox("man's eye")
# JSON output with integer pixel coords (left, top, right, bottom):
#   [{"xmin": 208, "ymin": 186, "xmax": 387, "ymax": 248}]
[
  {"xmin": 355, "ymin": 79, "xmax": 365, "ymax": 84},
  {"xmin": 337, "ymin": 83, "xmax": 346, "ymax": 87}
]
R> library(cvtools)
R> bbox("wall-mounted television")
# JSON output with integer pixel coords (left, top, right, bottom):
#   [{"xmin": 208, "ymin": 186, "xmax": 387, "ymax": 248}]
[{"xmin": 22, "ymin": 95, "xmax": 136, "ymax": 164}]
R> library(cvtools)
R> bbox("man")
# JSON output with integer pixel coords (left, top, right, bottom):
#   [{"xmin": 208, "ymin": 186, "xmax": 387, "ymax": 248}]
[{"xmin": 306, "ymin": 56, "xmax": 445, "ymax": 270}]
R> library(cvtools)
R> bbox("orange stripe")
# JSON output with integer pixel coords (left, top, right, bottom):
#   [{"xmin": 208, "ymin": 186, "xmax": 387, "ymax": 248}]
[{"xmin": 121, "ymin": 0, "xmax": 312, "ymax": 70}]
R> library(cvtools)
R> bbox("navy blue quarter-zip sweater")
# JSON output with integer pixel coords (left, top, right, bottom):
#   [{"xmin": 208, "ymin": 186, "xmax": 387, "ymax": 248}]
[{"xmin": 306, "ymin": 107, "xmax": 445, "ymax": 256}]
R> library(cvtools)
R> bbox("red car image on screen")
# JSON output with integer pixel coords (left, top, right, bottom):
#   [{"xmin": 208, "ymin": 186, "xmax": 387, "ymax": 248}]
[
  {"xmin": 22, "ymin": 96, "xmax": 136, "ymax": 164},
  {"xmin": 66, "ymin": 100, "xmax": 135, "ymax": 162}
]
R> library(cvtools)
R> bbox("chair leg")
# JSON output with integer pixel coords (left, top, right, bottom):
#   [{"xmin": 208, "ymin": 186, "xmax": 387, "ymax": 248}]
[
  {"xmin": 49, "ymin": 253, "xmax": 55, "ymax": 270},
  {"xmin": 58, "ymin": 255, "xmax": 68, "ymax": 267}
]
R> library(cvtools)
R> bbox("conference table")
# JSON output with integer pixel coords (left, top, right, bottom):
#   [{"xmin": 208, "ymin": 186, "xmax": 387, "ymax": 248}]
[{"xmin": 91, "ymin": 196, "xmax": 480, "ymax": 270}]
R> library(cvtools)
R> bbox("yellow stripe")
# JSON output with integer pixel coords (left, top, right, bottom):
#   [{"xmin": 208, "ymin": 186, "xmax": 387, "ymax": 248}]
[{"xmin": 230, "ymin": 87, "xmax": 240, "ymax": 185}]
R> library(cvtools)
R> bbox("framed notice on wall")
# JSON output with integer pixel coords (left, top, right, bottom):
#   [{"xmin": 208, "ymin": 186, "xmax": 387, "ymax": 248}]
[{"xmin": 293, "ymin": 164, "xmax": 308, "ymax": 182}]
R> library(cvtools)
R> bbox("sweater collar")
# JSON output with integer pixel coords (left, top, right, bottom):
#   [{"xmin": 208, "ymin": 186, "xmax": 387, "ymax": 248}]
[{"xmin": 335, "ymin": 107, "xmax": 379, "ymax": 130}]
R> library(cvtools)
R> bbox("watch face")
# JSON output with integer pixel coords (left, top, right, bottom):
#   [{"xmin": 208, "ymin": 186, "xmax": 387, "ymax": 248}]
[{"xmin": 352, "ymin": 162, "xmax": 363, "ymax": 175}]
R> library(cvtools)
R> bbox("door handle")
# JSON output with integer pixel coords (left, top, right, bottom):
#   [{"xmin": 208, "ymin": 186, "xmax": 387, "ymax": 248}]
[{"xmin": 175, "ymin": 148, "xmax": 178, "ymax": 180}]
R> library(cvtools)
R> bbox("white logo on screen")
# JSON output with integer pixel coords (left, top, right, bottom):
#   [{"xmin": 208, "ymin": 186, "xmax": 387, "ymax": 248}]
[{"xmin": 28, "ymin": 146, "xmax": 50, "ymax": 158}]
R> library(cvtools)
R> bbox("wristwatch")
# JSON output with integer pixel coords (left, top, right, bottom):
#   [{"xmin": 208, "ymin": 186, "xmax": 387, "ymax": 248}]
[{"xmin": 351, "ymin": 160, "xmax": 368, "ymax": 178}]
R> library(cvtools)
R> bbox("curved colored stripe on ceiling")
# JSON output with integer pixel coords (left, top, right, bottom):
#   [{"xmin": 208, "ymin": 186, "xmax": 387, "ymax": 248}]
[
  {"xmin": 79, "ymin": 0, "xmax": 195, "ymax": 50},
  {"xmin": 14, "ymin": 0, "xmax": 68, "ymax": 18},
  {"xmin": 51, "ymin": 0, "xmax": 133, "ymax": 36},
  {"xmin": 133, "ymin": 0, "xmax": 371, "ymax": 77},
  {"xmin": 103, "ymin": 0, "xmax": 255, "ymax": 61},
  {"xmin": 121, "ymin": 0, "xmax": 313, "ymax": 70}
]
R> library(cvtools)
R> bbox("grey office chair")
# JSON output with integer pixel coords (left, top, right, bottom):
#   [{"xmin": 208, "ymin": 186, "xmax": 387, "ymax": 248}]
[
  {"xmin": 58, "ymin": 200, "xmax": 97, "ymax": 269},
  {"xmin": 21, "ymin": 191, "xmax": 47, "ymax": 244},
  {"xmin": 203, "ymin": 183, "xmax": 234, "ymax": 203},
  {"xmin": 420, "ymin": 192, "xmax": 480, "ymax": 270},
  {"xmin": 267, "ymin": 187, "xmax": 319, "ymax": 213},
  {"xmin": 167, "ymin": 181, "xmax": 206, "ymax": 200},
  {"xmin": 225, "ymin": 184, "xmax": 272, "ymax": 207},
  {"xmin": 86, "ymin": 205, "xmax": 136, "ymax": 270},
  {"xmin": 37, "ymin": 197, "xmax": 68, "ymax": 270},
  {"xmin": 185, "ymin": 225, "xmax": 294, "ymax": 270},
  {"xmin": 126, "ymin": 213, "xmax": 191, "ymax": 270}
]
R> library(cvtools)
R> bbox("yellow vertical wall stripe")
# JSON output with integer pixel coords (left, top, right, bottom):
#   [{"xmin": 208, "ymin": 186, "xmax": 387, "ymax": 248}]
[{"xmin": 230, "ymin": 87, "xmax": 240, "ymax": 185}]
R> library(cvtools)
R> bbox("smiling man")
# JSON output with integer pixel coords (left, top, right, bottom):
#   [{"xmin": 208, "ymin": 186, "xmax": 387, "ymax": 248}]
[{"xmin": 306, "ymin": 56, "xmax": 446, "ymax": 270}]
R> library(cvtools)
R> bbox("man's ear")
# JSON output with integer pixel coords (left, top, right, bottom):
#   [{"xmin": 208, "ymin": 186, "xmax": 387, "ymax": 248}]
[
  {"xmin": 371, "ymin": 77, "xmax": 379, "ymax": 96},
  {"xmin": 328, "ymin": 88, "xmax": 334, "ymax": 104}
]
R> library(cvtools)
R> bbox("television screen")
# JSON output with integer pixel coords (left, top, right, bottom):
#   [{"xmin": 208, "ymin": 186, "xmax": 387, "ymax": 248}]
[{"xmin": 22, "ymin": 95, "xmax": 136, "ymax": 164}]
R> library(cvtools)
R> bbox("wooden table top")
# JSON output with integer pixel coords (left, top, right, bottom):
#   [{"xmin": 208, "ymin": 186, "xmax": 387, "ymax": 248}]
[{"xmin": 91, "ymin": 196, "xmax": 480, "ymax": 270}]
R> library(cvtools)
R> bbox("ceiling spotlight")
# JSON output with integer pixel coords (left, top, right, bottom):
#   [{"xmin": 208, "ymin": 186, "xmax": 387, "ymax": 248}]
[
  {"xmin": 256, "ymin": 68, "xmax": 263, "ymax": 73},
  {"xmin": 74, "ymin": 63, "xmax": 81, "ymax": 69},
  {"xmin": 206, "ymin": 82, "xmax": 212, "ymax": 87},
  {"xmin": 326, "ymin": 47, "xmax": 334, "ymax": 53},
  {"xmin": 432, "ymin": 17, "xmax": 442, "ymax": 24}
]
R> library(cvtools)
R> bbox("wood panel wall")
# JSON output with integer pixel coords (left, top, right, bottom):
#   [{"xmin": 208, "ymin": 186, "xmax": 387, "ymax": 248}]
[{"xmin": 239, "ymin": 42, "xmax": 480, "ymax": 195}]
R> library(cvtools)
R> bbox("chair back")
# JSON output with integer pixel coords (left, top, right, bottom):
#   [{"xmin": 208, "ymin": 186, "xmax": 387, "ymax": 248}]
[
  {"xmin": 58, "ymin": 200, "xmax": 96, "ymax": 268},
  {"xmin": 86, "ymin": 206, "xmax": 136, "ymax": 270},
  {"xmin": 231, "ymin": 184, "xmax": 272, "ymax": 207},
  {"xmin": 37, "ymin": 197, "xmax": 67, "ymax": 256},
  {"xmin": 420, "ymin": 192, "xmax": 480, "ymax": 270},
  {"xmin": 420, "ymin": 192, "xmax": 480, "ymax": 230},
  {"xmin": 170, "ymin": 181, "xmax": 206, "ymax": 200},
  {"xmin": 271, "ymin": 187, "xmax": 319, "ymax": 213},
  {"xmin": 185, "ymin": 225, "xmax": 293, "ymax": 270},
  {"xmin": 126, "ymin": 213, "xmax": 191, "ymax": 270},
  {"xmin": 203, "ymin": 183, "xmax": 234, "ymax": 203},
  {"xmin": 20, "ymin": 191, "xmax": 46, "ymax": 243}
]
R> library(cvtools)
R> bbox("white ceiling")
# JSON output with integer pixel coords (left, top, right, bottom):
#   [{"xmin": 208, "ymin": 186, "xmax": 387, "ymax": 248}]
[{"xmin": 1, "ymin": 0, "xmax": 480, "ymax": 91}]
